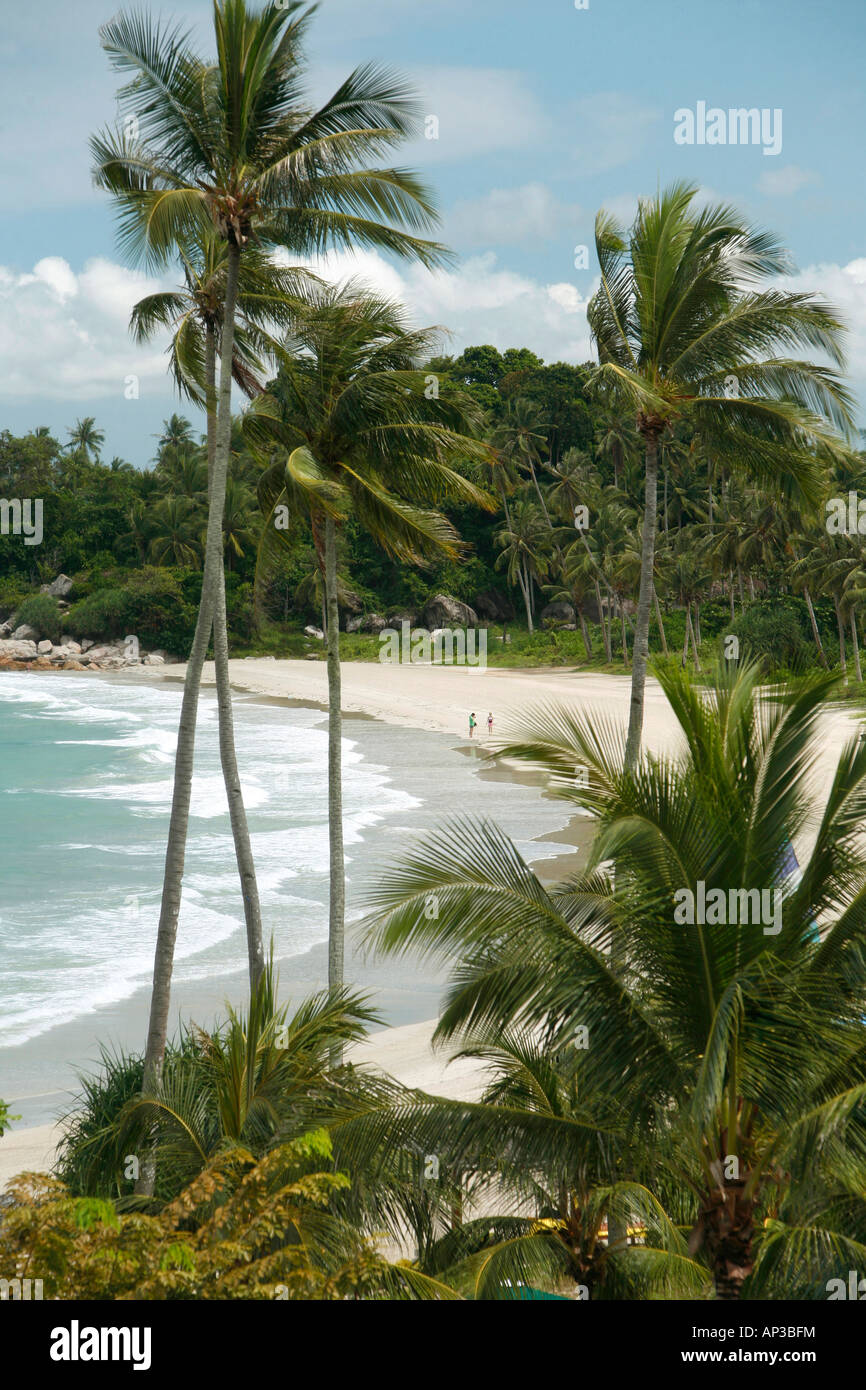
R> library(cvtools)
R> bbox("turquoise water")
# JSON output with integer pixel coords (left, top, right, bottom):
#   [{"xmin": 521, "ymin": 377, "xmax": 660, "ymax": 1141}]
[{"xmin": 0, "ymin": 673, "xmax": 577, "ymax": 1119}]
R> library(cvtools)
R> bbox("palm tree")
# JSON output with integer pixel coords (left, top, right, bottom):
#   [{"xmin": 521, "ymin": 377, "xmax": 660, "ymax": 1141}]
[
  {"xmin": 492, "ymin": 397, "xmax": 551, "ymax": 524},
  {"xmin": 247, "ymin": 285, "xmax": 490, "ymax": 1011},
  {"xmin": 66, "ymin": 416, "xmax": 105, "ymax": 463},
  {"xmin": 132, "ymin": 236, "xmax": 313, "ymax": 985},
  {"xmin": 92, "ymin": 0, "xmax": 451, "ymax": 1124},
  {"xmin": 362, "ymin": 661, "xmax": 866, "ymax": 1298},
  {"xmin": 588, "ymin": 180, "xmax": 854, "ymax": 767},
  {"xmin": 495, "ymin": 498, "xmax": 550, "ymax": 632},
  {"xmin": 147, "ymin": 495, "xmax": 204, "ymax": 567}
]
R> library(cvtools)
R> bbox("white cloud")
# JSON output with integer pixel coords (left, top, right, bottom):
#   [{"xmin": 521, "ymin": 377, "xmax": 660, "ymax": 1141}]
[
  {"xmin": 291, "ymin": 246, "xmax": 596, "ymax": 363},
  {"xmin": 403, "ymin": 67, "xmax": 551, "ymax": 164},
  {"xmin": 776, "ymin": 258, "xmax": 866, "ymax": 399},
  {"xmin": 757, "ymin": 164, "xmax": 819, "ymax": 197},
  {"xmin": 0, "ymin": 257, "xmax": 173, "ymax": 401},
  {"xmin": 445, "ymin": 182, "xmax": 583, "ymax": 248}
]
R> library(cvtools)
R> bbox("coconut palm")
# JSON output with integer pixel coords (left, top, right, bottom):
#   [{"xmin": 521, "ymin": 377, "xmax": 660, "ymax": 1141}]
[
  {"xmin": 495, "ymin": 498, "xmax": 551, "ymax": 633},
  {"xmin": 147, "ymin": 495, "xmax": 204, "ymax": 567},
  {"xmin": 66, "ymin": 416, "xmax": 105, "ymax": 463},
  {"xmin": 92, "ymin": 0, "xmax": 451, "ymax": 1123},
  {"xmin": 361, "ymin": 661, "xmax": 866, "ymax": 1298},
  {"xmin": 492, "ymin": 397, "xmax": 551, "ymax": 524},
  {"xmin": 247, "ymin": 285, "xmax": 490, "ymax": 1011},
  {"xmin": 587, "ymin": 180, "xmax": 854, "ymax": 767}
]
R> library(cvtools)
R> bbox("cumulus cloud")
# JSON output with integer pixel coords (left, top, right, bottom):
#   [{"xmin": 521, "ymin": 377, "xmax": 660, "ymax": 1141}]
[
  {"xmin": 566, "ymin": 92, "xmax": 663, "ymax": 175},
  {"xmin": 283, "ymin": 246, "xmax": 596, "ymax": 364},
  {"xmin": 776, "ymin": 258, "xmax": 866, "ymax": 398},
  {"xmin": 0, "ymin": 257, "xmax": 173, "ymax": 401},
  {"xmin": 757, "ymin": 164, "xmax": 819, "ymax": 197}
]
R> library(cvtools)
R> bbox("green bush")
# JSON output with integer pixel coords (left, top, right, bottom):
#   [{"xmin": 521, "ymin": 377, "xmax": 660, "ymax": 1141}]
[
  {"xmin": 11, "ymin": 592, "xmax": 63, "ymax": 641},
  {"xmin": 65, "ymin": 587, "xmax": 128, "ymax": 639},
  {"xmin": 730, "ymin": 599, "xmax": 809, "ymax": 671}
]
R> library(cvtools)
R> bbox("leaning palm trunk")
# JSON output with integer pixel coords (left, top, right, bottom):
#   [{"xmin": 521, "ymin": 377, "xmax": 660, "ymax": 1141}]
[
  {"xmin": 205, "ymin": 326, "xmax": 264, "ymax": 993},
  {"xmin": 625, "ymin": 434, "xmax": 659, "ymax": 768},
  {"xmin": 851, "ymin": 609, "xmax": 863, "ymax": 683},
  {"xmin": 687, "ymin": 606, "xmax": 701, "ymax": 673},
  {"xmin": 577, "ymin": 602, "xmax": 592, "ymax": 658},
  {"xmin": 323, "ymin": 518, "xmax": 346, "ymax": 1018},
  {"xmin": 595, "ymin": 579, "xmax": 611, "ymax": 662},
  {"xmin": 681, "ymin": 605, "xmax": 691, "ymax": 668},
  {"xmin": 835, "ymin": 596, "xmax": 848, "ymax": 679},
  {"xmin": 139, "ymin": 244, "xmax": 241, "ymax": 1137},
  {"xmin": 803, "ymin": 585, "xmax": 828, "ymax": 668},
  {"xmin": 653, "ymin": 585, "xmax": 669, "ymax": 656}
]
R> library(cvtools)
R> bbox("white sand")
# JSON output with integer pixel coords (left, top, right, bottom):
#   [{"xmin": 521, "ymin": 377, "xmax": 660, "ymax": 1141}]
[{"xmin": 5, "ymin": 659, "xmax": 860, "ymax": 1186}]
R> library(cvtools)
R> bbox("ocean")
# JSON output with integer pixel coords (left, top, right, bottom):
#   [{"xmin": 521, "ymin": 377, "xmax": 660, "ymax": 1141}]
[{"xmin": 0, "ymin": 672, "xmax": 583, "ymax": 1124}]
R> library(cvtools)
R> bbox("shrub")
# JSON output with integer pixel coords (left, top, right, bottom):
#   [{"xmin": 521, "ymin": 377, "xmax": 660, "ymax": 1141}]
[
  {"xmin": 730, "ymin": 599, "xmax": 808, "ymax": 671},
  {"xmin": 65, "ymin": 587, "xmax": 128, "ymax": 639},
  {"xmin": 11, "ymin": 592, "xmax": 62, "ymax": 641}
]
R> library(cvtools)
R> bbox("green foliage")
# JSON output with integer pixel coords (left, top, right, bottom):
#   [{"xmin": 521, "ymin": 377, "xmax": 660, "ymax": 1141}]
[
  {"xmin": 10, "ymin": 592, "xmax": 62, "ymax": 641},
  {"xmin": 730, "ymin": 597, "xmax": 809, "ymax": 670},
  {"xmin": 0, "ymin": 1098, "xmax": 21, "ymax": 1137}
]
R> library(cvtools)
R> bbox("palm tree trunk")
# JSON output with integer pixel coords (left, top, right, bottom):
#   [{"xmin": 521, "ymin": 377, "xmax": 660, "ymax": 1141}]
[
  {"xmin": 620, "ymin": 603, "xmax": 629, "ymax": 667},
  {"xmin": 595, "ymin": 579, "xmax": 611, "ymax": 661},
  {"xmin": 681, "ymin": 605, "xmax": 690, "ymax": 668},
  {"xmin": 137, "ymin": 242, "xmax": 241, "ymax": 1195},
  {"xmin": 748, "ymin": 574, "xmax": 756, "ymax": 601},
  {"xmin": 835, "ymin": 596, "xmax": 848, "ymax": 679},
  {"xmin": 528, "ymin": 458, "xmax": 552, "ymax": 527},
  {"xmin": 737, "ymin": 566, "xmax": 745, "ymax": 611},
  {"xmin": 694, "ymin": 604, "xmax": 702, "ymax": 649},
  {"xmin": 205, "ymin": 325, "xmax": 263, "ymax": 994},
  {"xmin": 324, "ymin": 518, "xmax": 346, "ymax": 1007},
  {"xmin": 851, "ymin": 609, "xmax": 863, "ymax": 684},
  {"xmin": 663, "ymin": 467, "xmax": 669, "ymax": 534},
  {"xmin": 729, "ymin": 576, "xmax": 735, "ymax": 623},
  {"xmin": 578, "ymin": 603, "xmax": 592, "ymax": 658},
  {"xmin": 803, "ymin": 586, "xmax": 828, "ymax": 668},
  {"xmin": 688, "ymin": 606, "xmax": 701, "ymax": 673},
  {"xmin": 653, "ymin": 585, "xmax": 669, "ymax": 656},
  {"xmin": 625, "ymin": 434, "xmax": 659, "ymax": 769}
]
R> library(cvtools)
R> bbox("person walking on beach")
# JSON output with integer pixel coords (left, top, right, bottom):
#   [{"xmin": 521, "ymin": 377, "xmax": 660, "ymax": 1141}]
[
  {"xmin": 469, "ymin": 712, "xmax": 477, "ymax": 738},
  {"xmin": 487, "ymin": 712, "xmax": 494, "ymax": 736}
]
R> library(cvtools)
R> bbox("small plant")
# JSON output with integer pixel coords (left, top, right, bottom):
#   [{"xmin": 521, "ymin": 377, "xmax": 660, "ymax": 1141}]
[
  {"xmin": 10, "ymin": 592, "xmax": 62, "ymax": 641},
  {"xmin": 0, "ymin": 1098, "xmax": 21, "ymax": 1137}
]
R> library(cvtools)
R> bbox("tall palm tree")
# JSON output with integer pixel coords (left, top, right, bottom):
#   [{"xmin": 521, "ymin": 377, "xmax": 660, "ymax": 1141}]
[
  {"xmin": 147, "ymin": 495, "xmax": 204, "ymax": 567},
  {"xmin": 247, "ymin": 285, "xmax": 490, "ymax": 1013},
  {"xmin": 362, "ymin": 661, "xmax": 866, "ymax": 1299},
  {"xmin": 495, "ymin": 498, "xmax": 550, "ymax": 632},
  {"xmin": 131, "ymin": 233, "xmax": 313, "ymax": 983},
  {"xmin": 588, "ymin": 180, "xmax": 854, "ymax": 767},
  {"xmin": 91, "ymin": 0, "xmax": 451, "ymax": 1122}
]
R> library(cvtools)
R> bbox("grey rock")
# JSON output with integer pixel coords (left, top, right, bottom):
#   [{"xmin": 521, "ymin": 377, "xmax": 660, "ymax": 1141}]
[
  {"xmin": 0, "ymin": 622, "xmax": 12, "ymax": 638},
  {"xmin": 540, "ymin": 601, "xmax": 576, "ymax": 626},
  {"xmin": 0, "ymin": 639, "xmax": 38, "ymax": 659},
  {"xmin": 144, "ymin": 653, "xmax": 165, "ymax": 666},
  {"xmin": 421, "ymin": 594, "xmax": 478, "ymax": 630},
  {"xmin": 304, "ymin": 625, "xmax": 325, "ymax": 640},
  {"xmin": 345, "ymin": 615, "xmax": 363, "ymax": 633},
  {"xmin": 359, "ymin": 613, "xmax": 387, "ymax": 634},
  {"xmin": 386, "ymin": 610, "xmax": 419, "ymax": 629},
  {"xmin": 12, "ymin": 624, "xmax": 40, "ymax": 642},
  {"xmin": 37, "ymin": 639, "xmax": 53, "ymax": 655},
  {"xmin": 42, "ymin": 574, "xmax": 74, "ymax": 599},
  {"xmin": 474, "ymin": 589, "xmax": 514, "ymax": 623},
  {"xmin": 80, "ymin": 639, "xmax": 94, "ymax": 652}
]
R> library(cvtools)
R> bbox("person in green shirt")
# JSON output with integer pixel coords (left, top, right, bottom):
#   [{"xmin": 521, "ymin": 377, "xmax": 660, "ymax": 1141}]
[{"xmin": 469, "ymin": 712, "xmax": 477, "ymax": 737}]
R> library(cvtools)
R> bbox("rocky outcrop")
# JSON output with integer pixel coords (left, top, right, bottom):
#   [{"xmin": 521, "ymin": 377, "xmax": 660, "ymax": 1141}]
[
  {"xmin": 39, "ymin": 574, "xmax": 74, "ymax": 599},
  {"xmin": 474, "ymin": 589, "xmax": 514, "ymax": 623},
  {"xmin": 359, "ymin": 613, "xmax": 387, "ymax": 634},
  {"xmin": 421, "ymin": 594, "xmax": 478, "ymax": 630},
  {"xmin": 12, "ymin": 624, "xmax": 40, "ymax": 641},
  {"xmin": 540, "ymin": 601, "xmax": 576, "ymax": 626},
  {"xmin": 386, "ymin": 610, "xmax": 419, "ymax": 628},
  {"xmin": 0, "ymin": 639, "xmax": 38, "ymax": 661}
]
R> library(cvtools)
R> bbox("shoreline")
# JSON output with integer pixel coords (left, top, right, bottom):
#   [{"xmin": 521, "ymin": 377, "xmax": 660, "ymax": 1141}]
[
  {"xmin": 4, "ymin": 658, "xmax": 862, "ymax": 1187},
  {"xmin": 0, "ymin": 661, "xmax": 599, "ymax": 1186}
]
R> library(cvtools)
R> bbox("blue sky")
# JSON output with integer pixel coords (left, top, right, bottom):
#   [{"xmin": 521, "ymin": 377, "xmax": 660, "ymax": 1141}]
[{"xmin": 1, "ymin": 0, "xmax": 864, "ymax": 465}]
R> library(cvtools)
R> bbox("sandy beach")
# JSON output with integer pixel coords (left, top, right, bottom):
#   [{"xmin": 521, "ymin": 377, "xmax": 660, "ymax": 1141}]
[{"xmin": 3, "ymin": 658, "xmax": 862, "ymax": 1187}]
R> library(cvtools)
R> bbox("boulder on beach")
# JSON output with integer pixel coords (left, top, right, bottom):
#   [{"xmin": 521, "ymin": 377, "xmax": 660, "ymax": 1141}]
[
  {"xmin": 37, "ymin": 639, "xmax": 53, "ymax": 654},
  {"xmin": 12, "ymin": 624, "xmax": 40, "ymax": 641},
  {"xmin": 304, "ymin": 625, "xmax": 325, "ymax": 640},
  {"xmin": 421, "ymin": 594, "xmax": 478, "ymax": 630},
  {"xmin": 0, "ymin": 639, "xmax": 38, "ymax": 660}
]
